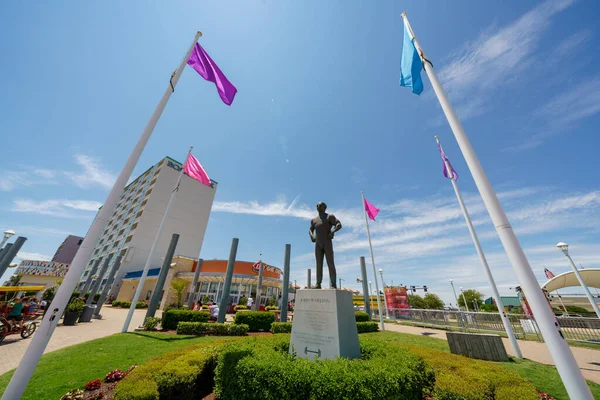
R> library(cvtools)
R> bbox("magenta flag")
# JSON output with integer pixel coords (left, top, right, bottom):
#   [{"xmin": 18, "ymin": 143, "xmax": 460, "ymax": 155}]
[
  {"xmin": 364, "ymin": 197, "xmax": 380, "ymax": 221},
  {"xmin": 438, "ymin": 142, "xmax": 458, "ymax": 180},
  {"xmin": 187, "ymin": 43, "xmax": 237, "ymax": 105},
  {"xmin": 184, "ymin": 153, "xmax": 212, "ymax": 187}
]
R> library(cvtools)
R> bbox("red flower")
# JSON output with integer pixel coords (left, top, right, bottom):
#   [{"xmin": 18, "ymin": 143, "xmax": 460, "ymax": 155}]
[
  {"xmin": 104, "ymin": 369, "xmax": 125, "ymax": 383},
  {"xmin": 84, "ymin": 379, "xmax": 102, "ymax": 391}
]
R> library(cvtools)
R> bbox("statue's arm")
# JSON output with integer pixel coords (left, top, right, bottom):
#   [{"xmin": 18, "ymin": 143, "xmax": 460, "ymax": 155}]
[
  {"xmin": 330, "ymin": 215, "xmax": 342, "ymax": 234},
  {"xmin": 309, "ymin": 221, "xmax": 316, "ymax": 242}
]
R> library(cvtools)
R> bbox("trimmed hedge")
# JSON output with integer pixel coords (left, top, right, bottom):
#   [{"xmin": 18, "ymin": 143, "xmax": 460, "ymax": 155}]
[
  {"xmin": 356, "ymin": 321, "xmax": 379, "ymax": 333},
  {"xmin": 233, "ymin": 311, "xmax": 275, "ymax": 332},
  {"xmin": 162, "ymin": 310, "xmax": 210, "ymax": 330},
  {"xmin": 115, "ymin": 342, "xmax": 231, "ymax": 400},
  {"xmin": 214, "ymin": 335, "xmax": 434, "ymax": 400},
  {"xmin": 176, "ymin": 322, "xmax": 249, "ymax": 336},
  {"xmin": 71, "ymin": 291, "xmax": 101, "ymax": 303},
  {"xmin": 402, "ymin": 344, "xmax": 539, "ymax": 400},
  {"xmin": 354, "ymin": 311, "xmax": 370, "ymax": 322},
  {"xmin": 271, "ymin": 322, "xmax": 292, "ymax": 334}
]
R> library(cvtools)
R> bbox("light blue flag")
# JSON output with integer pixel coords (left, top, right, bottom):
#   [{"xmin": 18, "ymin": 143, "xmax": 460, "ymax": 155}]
[{"xmin": 399, "ymin": 20, "xmax": 423, "ymax": 95}]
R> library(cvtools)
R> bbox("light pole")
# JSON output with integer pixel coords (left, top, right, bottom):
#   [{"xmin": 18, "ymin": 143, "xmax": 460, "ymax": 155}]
[
  {"xmin": 556, "ymin": 242, "xmax": 600, "ymax": 318},
  {"xmin": 369, "ymin": 281, "xmax": 374, "ymax": 316},
  {"xmin": 378, "ymin": 268, "xmax": 390, "ymax": 319},
  {"xmin": 0, "ymin": 230, "xmax": 15, "ymax": 249},
  {"xmin": 460, "ymin": 287, "xmax": 469, "ymax": 312},
  {"xmin": 449, "ymin": 279, "xmax": 460, "ymax": 311},
  {"xmin": 339, "ymin": 278, "xmax": 345, "ymax": 289}
]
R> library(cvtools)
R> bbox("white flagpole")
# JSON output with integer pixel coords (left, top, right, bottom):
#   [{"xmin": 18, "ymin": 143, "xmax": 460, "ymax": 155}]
[
  {"xmin": 2, "ymin": 31, "xmax": 202, "ymax": 400},
  {"xmin": 435, "ymin": 136, "xmax": 522, "ymax": 359},
  {"xmin": 402, "ymin": 13, "xmax": 592, "ymax": 399},
  {"xmin": 121, "ymin": 146, "xmax": 193, "ymax": 332},
  {"xmin": 361, "ymin": 191, "xmax": 385, "ymax": 331}
]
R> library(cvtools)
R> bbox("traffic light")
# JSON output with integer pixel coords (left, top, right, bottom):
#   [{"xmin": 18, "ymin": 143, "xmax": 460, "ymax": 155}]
[
  {"xmin": 423, "ymin": 285, "xmax": 428, "ymax": 292},
  {"xmin": 410, "ymin": 285, "xmax": 416, "ymax": 292}
]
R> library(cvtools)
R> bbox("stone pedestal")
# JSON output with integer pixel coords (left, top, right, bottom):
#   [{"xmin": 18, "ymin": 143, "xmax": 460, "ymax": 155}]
[{"xmin": 290, "ymin": 289, "xmax": 360, "ymax": 360}]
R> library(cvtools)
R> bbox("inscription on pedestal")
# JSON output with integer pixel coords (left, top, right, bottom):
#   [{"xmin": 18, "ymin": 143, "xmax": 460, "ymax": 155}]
[{"xmin": 290, "ymin": 289, "xmax": 360, "ymax": 360}]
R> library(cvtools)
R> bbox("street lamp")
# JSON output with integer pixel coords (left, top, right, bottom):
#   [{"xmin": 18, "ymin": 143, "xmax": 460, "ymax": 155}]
[
  {"xmin": 556, "ymin": 242, "xmax": 600, "ymax": 318},
  {"xmin": 460, "ymin": 287, "xmax": 470, "ymax": 312},
  {"xmin": 369, "ymin": 281, "xmax": 374, "ymax": 316},
  {"xmin": 0, "ymin": 229, "xmax": 15, "ymax": 249},
  {"xmin": 339, "ymin": 278, "xmax": 345, "ymax": 289},
  {"xmin": 378, "ymin": 268, "xmax": 390, "ymax": 319},
  {"xmin": 449, "ymin": 279, "xmax": 460, "ymax": 311}
]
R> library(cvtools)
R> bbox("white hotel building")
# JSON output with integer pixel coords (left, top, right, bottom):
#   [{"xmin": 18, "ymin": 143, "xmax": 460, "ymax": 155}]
[{"xmin": 80, "ymin": 156, "xmax": 217, "ymax": 297}]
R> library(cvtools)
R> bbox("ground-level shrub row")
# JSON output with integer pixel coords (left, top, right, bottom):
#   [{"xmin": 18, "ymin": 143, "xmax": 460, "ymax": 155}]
[
  {"xmin": 161, "ymin": 310, "xmax": 210, "ymax": 330},
  {"xmin": 270, "ymin": 321, "xmax": 378, "ymax": 334},
  {"xmin": 176, "ymin": 322, "xmax": 248, "ymax": 336},
  {"xmin": 233, "ymin": 311, "xmax": 275, "ymax": 332}
]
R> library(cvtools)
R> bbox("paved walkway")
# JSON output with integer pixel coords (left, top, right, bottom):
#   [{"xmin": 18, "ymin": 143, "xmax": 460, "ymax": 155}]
[
  {"xmin": 384, "ymin": 323, "xmax": 600, "ymax": 384},
  {"xmin": 0, "ymin": 307, "xmax": 149, "ymax": 376}
]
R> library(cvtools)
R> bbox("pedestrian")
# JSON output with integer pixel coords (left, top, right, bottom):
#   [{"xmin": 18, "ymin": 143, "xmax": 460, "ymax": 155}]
[
  {"xmin": 246, "ymin": 296, "xmax": 253, "ymax": 308},
  {"xmin": 7, "ymin": 297, "xmax": 24, "ymax": 330},
  {"xmin": 277, "ymin": 295, "xmax": 282, "ymax": 309}
]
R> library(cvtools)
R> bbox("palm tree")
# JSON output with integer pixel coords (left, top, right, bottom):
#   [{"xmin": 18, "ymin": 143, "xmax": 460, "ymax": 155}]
[{"xmin": 169, "ymin": 279, "xmax": 187, "ymax": 306}]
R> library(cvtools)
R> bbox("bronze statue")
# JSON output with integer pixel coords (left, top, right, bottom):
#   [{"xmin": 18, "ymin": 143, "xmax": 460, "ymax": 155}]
[{"xmin": 309, "ymin": 202, "xmax": 342, "ymax": 289}]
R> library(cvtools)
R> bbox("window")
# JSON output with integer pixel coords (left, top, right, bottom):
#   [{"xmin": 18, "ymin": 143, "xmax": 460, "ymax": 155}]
[
  {"xmin": 141, "ymin": 199, "xmax": 148, "ymax": 207},
  {"xmin": 131, "ymin": 222, "xmax": 138, "ymax": 230},
  {"xmin": 78, "ymin": 239, "xmax": 83, "ymax": 245},
  {"xmin": 135, "ymin": 210, "xmax": 143, "ymax": 219},
  {"xmin": 145, "ymin": 188, "xmax": 153, "ymax": 196},
  {"xmin": 125, "ymin": 235, "xmax": 132, "ymax": 243}
]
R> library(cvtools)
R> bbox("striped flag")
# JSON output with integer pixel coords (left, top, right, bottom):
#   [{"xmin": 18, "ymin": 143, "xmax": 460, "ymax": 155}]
[{"xmin": 544, "ymin": 268, "xmax": 555, "ymax": 279}]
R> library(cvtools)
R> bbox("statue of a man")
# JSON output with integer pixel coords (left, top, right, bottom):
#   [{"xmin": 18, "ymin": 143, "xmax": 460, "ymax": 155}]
[{"xmin": 309, "ymin": 202, "xmax": 342, "ymax": 289}]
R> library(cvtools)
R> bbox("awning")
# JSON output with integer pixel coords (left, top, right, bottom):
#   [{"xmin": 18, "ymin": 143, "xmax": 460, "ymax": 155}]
[
  {"xmin": 542, "ymin": 268, "xmax": 600, "ymax": 292},
  {"xmin": 122, "ymin": 268, "xmax": 161, "ymax": 280},
  {"xmin": 176, "ymin": 272, "xmax": 283, "ymax": 288},
  {"xmin": 0, "ymin": 286, "xmax": 45, "ymax": 292}
]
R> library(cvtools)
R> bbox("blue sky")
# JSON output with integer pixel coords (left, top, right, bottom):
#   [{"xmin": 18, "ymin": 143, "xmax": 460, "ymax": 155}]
[{"xmin": 1, "ymin": 0, "xmax": 600, "ymax": 305}]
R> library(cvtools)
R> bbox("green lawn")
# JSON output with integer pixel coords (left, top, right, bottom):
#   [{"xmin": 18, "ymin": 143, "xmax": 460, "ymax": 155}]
[
  {"xmin": 0, "ymin": 331, "xmax": 598, "ymax": 400},
  {"xmin": 0, "ymin": 333, "xmax": 218, "ymax": 400}
]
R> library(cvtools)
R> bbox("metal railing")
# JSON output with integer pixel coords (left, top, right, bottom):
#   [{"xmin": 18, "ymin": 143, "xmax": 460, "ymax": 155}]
[{"xmin": 377, "ymin": 308, "xmax": 600, "ymax": 343}]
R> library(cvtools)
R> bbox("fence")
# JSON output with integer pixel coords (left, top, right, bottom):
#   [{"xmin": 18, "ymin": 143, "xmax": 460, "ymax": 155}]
[{"xmin": 378, "ymin": 308, "xmax": 600, "ymax": 343}]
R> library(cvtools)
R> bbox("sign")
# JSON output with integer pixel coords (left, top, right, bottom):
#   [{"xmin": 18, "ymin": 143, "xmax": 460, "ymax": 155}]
[
  {"xmin": 251, "ymin": 261, "xmax": 282, "ymax": 276},
  {"xmin": 16, "ymin": 260, "xmax": 70, "ymax": 278},
  {"xmin": 384, "ymin": 286, "xmax": 410, "ymax": 312}
]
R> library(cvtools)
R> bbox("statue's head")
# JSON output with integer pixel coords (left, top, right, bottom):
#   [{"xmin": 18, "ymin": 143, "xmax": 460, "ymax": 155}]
[{"xmin": 316, "ymin": 202, "xmax": 327, "ymax": 213}]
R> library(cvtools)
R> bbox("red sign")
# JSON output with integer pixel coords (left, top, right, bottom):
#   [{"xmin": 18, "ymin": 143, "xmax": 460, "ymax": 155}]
[
  {"xmin": 384, "ymin": 286, "xmax": 410, "ymax": 312},
  {"xmin": 251, "ymin": 261, "xmax": 282, "ymax": 275}
]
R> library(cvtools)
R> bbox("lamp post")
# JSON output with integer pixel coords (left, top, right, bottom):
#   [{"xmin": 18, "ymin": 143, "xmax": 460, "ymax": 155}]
[
  {"xmin": 369, "ymin": 281, "xmax": 374, "ymax": 317},
  {"xmin": 556, "ymin": 242, "xmax": 600, "ymax": 318},
  {"xmin": 0, "ymin": 230, "xmax": 15, "ymax": 249},
  {"xmin": 460, "ymin": 287, "xmax": 469, "ymax": 312},
  {"xmin": 339, "ymin": 278, "xmax": 345, "ymax": 290},
  {"xmin": 378, "ymin": 268, "xmax": 390, "ymax": 319},
  {"xmin": 449, "ymin": 279, "xmax": 460, "ymax": 311}
]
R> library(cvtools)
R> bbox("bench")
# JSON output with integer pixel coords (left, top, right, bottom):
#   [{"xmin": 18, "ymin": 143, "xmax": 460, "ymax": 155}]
[{"xmin": 446, "ymin": 331, "xmax": 509, "ymax": 362}]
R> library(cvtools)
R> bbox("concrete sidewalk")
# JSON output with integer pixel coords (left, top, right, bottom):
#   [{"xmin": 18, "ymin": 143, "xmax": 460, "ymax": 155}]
[
  {"xmin": 384, "ymin": 322, "xmax": 600, "ymax": 384},
  {"xmin": 0, "ymin": 307, "xmax": 149, "ymax": 376}
]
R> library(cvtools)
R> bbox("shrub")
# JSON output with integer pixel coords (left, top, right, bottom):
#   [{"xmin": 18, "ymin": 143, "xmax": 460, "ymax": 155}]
[
  {"xmin": 111, "ymin": 300, "xmax": 122, "ymax": 307},
  {"xmin": 356, "ymin": 322, "xmax": 379, "ymax": 333},
  {"xmin": 239, "ymin": 296, "xmax": 248, "ymax": 306},
  {"xmin": 84, "ymin": 379, "xmax": 102, "ymax": 391},
  {"xmin": 271, "ymin": 322, "xmax": 292, "ymax": 334},
  {"xmin": 119, "ymin": 301, "xmax": 132, "ymax": 308},
  {"xmin": 401, "ymin": 344, "xmax": 539, "ymax": 400},
  {"xmin": 202, "ymin": 295, "xmax": 211, "ymax": 304},
  {"xmin": 161, "ymin": 310, "xmax": 210, "ymax": 330},
  {"xmin": 176, "ymin": 322, "xmax": 249, "ymax": 336},
  {"xmin": 215, "ymin": 335, "xmax": 434, "ymax": 400},
  {"xmin": 66, "ymin": 298, "xmax": 85, "ymax": 313},
  {"xmin": 234, "ymin": 305, "xmax": 248, "ymax": 311},
  {"xmin": 143, "ymin": 317, "xmax": 161, "ymax": 331},
  {"xmin": 354, "ymin": 311, "xmax": 370, "ymax": 322},
  {"xmin": 61, "ymin": 388, "xmax": 84, "ymax": 400},
  {"xmin": 105, "ymin": 369, "xmax": 125, "ymax": 383},
  {"xmin": 565, "ymin": 305, "xmax": 590, "ymax": 314},
  {"xmin": 201, "ymin": 305, "xmax": 209, "ymax": 310},
  {"xmin": 135, "ymin": 301, "xmax": 148, "ymax": 309},
  {"xmin": 265, "ymin": 306, "xmax": 279, "ymax": 311},
  {"xmin": 233, "ymin": 311, "xmax": 275, "ymax": 332}
]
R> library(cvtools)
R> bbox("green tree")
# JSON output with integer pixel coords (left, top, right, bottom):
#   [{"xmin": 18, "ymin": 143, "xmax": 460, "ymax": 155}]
[
  {"xmin": 408, "ymin": 294, "xmax": 426, "ymax": 309},
  {"xmin": 423, "ymin": 293, "xmax": 445, "ymax": 309},
  {"xmin": 457, "ymin": 289, "xmax": 484, "ymax": 309},
  {"xmin": 480, "ymin": 303, "xmax": 498, "ymax": 312},
  {"xmin": 169, "ymin": 279, "xmax": 187, "ymax": 304},
  {"xmin": 9, "ymin": 274, "xmax": 23, "ymax": 286}
]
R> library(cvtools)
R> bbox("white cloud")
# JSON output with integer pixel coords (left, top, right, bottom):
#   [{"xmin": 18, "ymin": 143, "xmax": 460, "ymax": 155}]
[
  {"xmin": 213, "ymin": 195, "xmax": 314, "ymax": 220},
  {"xmin": 66, "ymin": 154, "xmax": 116, "ymax": 189},
  {"xmin": 438, "ymin": 0, "xmax": 575, "ymax": 120},
  {"xmin": 16, "ymin": 251, "xmax": 52, "ymax": 262},
  {"xmin": 12, "ymin": 198, "xmax": 102, "ymax": 218}
]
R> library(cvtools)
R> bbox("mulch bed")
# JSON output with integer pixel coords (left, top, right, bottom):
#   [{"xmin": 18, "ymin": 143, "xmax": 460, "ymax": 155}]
[{"xmin": 83, "ymin": 382, "xmax": 116, "ymax": 400}]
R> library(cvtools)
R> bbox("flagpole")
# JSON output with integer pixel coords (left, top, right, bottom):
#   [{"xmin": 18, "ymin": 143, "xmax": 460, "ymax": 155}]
[
  {"xmin": 402, "ymin": 13, "xmax": 592, "ymax": 399},
  {"xmin": 1, "ymin": 31, "xmax": 202, "ymax": 400},
  {"xmin": 555, "ymin": 289, "xmax": 570, "ymax": 317},
  {"xmin": 122, "ymin": 146, "xmax": 193, "ymax": 333},
  {"xmin": 435, "ymin": 136, "xmax": 522, "ymax": 359},
  {"xmin": 361, "ymin": 191, "xmax": 385, "ymax": 331}
]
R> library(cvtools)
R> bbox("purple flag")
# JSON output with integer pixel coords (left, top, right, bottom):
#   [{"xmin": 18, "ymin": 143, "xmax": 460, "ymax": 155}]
[
  {"xmin": 438, "ymin": 142, "xmax": 458, "ymax": 180},
  {"xmin": 364, "ymin": 197, "xmax": 380, "ymax": 221},
  {"xmin": 187, "ymin": 43, "xmax": 237, "ymax": 105}
]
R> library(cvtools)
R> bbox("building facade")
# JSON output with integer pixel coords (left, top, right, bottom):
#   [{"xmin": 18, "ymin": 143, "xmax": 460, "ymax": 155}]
[
  {"xmin": 116, "ymin": 256, "xmax": 286, "ymax": 310},
  {"xmin": 13, "ymin": 260, "xmax": 70, "ymax": 296},
  {"xmin": 52, "ymin": 235, "xmax": 84, "ymax": 264},
  {"xmin": 80, "ymin": 156, "xmax": 217, "ymax": 297}
]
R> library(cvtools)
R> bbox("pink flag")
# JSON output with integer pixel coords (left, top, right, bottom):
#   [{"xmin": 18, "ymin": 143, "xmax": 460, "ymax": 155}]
[
  {"xmin": 187, "ymin": 43, "xmax": 237, "ymax": 105},
  {"xmin": 364, "ymin": 197, "xmax": 380, "ymax": 221},
  {"xmin": 183, "ymin": 154, "xmax": 212, "ymax": 187}
]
